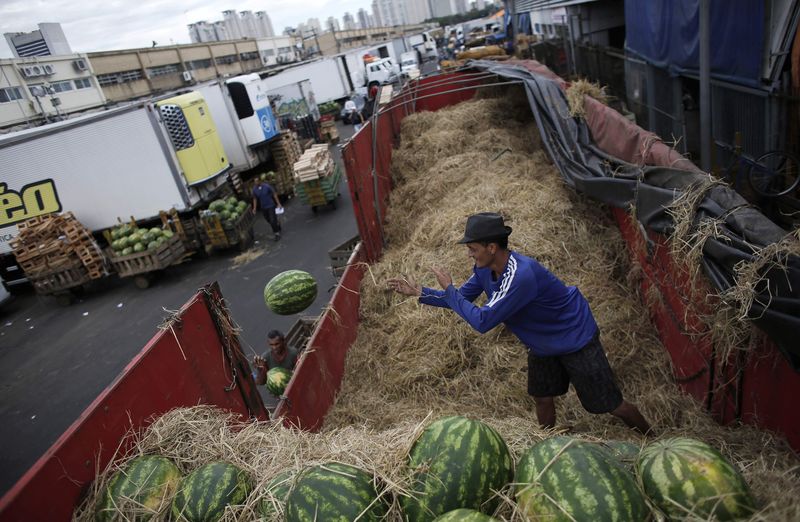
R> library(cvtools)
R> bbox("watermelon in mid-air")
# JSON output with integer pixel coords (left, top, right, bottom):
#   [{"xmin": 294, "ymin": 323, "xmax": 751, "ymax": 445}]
[{"xmin": 263, "ymin": 270, "xmax": 317, "ymax": 315}]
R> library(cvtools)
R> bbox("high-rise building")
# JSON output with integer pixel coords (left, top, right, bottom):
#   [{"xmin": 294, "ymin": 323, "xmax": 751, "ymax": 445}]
[
  {"xmin": 374, "ymin": 0, "xmax": 404, "ymax": 27},
  {"xmin": 358, "ymin": 8, "xmax": 372, "ymax": 29},
  {"xmin": 342, "ymin": 12, "xmax": 357, "ymax": 30},
  {"xmin": 372, "ymin": 0, "xmax": 383, "ymax": 27},
  {"xmin": 454, "ymin": 0, "xmax": 469, "ymax": 14},
  {"xmin": 306, "ymin": 18, "xmax": 323, "ymax": 35},
  {"xmin": 4, "ymin": 23, "xmax": 72, "ymax": 58},
  {"xmin": 256, "ymin": 12, "xmax": 275, "ymax": 37},
  {"xmin": 326, "ymin": 16, "xmax": 341, "ymax": 32},
  {"xmin": 189, "ymin": 10, "xmax": 276, "ymax": 42},
  {"xmin": 222, "ymin": 10, "xmax": 243, "ymax": 39},
  {"xmin": 430, "ymin": 0, "xmax": 457, "ymax": 18},
  {"xmin": 188, "ymin": 21, "xmax": 217, "ymax": 43},
  {"xmin": 404, "ymin": 0, "xmax": 432, "ymax": 24},
  {"xmin": 474, "ymin": 0, "xmax": 487, "ymax": 10}
]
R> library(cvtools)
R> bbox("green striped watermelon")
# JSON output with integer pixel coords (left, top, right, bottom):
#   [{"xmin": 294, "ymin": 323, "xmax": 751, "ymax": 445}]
[
  {"xmin": 258, "ymin": 470, "xmax": 295, "ymax": 519},
  {"xmin": 515, "ymin": 436, "xmax": 649, "ymax": 522},
  {"xmin": 637, "ymin": 437, "xmax": 755, "ymax": 520},
  {"xmin": 598, "ymin": 440, "xmax": 641, "ymax": 471},
  {"xmin": 95, "ymin": 455, "xmax": 181, "ymax": 521},
  {"xmin": 266, "ymin": 367, "xmax": 292, "ymax": 396},
  {"xmin": 432, "ymin": 508, "xmax": 500, "ymax": 521},
  {"xmin": 400, "ymin": 416, "xmax": 513, "ymax": 522},
  {"xmin": 171, "ymin": 461, "xmax": 251, "ymax": 522},
  {"xmin": 285, "ymin": 462, "xmax": 388, "ymax": 521},
  {"xmin": 263, "ymin": 270, "xmax": 317, "ymax": 315}
]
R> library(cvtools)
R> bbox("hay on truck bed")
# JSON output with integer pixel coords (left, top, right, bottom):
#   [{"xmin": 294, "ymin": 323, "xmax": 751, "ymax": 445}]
[{"xmin": 74, "ymin": 88, "xmax": 799, "ymax": 522}]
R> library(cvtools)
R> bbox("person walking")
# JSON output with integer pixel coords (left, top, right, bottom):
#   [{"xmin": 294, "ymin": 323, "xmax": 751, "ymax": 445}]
[{"xmin": 252, "ymin": 177, "xmax": 283, "ymax": 241}]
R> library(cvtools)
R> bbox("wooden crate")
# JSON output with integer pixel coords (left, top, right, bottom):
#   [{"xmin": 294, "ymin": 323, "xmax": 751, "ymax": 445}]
[
  {"xmin": 106, "ymin": 234, "xmax": 186, "ymax": 278},
  {"xmin": 328, "ymin": 234, "xmax": 359, "ymax": 276},
  {"xmin": 29, "ymin": 263, "xmax": 90, "ymax": 295},
  {"xmin": 200, "ymin": 209, "xmax": 255, "ymax": 250}
]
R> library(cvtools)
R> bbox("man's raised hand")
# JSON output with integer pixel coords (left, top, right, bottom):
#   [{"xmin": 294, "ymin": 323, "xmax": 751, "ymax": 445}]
[{"xmin": 387, "ymin": 275, "xmax": 422, "ymax": 296}]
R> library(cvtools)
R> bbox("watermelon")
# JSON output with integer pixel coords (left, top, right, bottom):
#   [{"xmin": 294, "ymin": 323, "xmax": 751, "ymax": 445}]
[
  {"xmin": 147, "ymin": 240, "xmax": 159, "ymax": 250},
  {"xmin": 171, "ymin": 461, "xmax": 251, "ymax": 522},
  {"xmin": 263, "ymin": 270, "xmax": 318, "ymax": 315},
  {"xmin": 598, "ymin": 440, "xmax": 641, "ymax": 470},
  {"xmin": 122, "ymin": 247, "xmax": 133, "ymax": 256},
  {"xmin": 285, "ymin": 462, "xmax": 387, "ymax": 521},
  {"xmin": 258, "ymin": 470, "xmax": 294, "ymax": 519},
  {"xmin": 515, "ymin": 436, "xmax": 648, "ymax": 522},
  {"xmin": 149, "ymin": 227, "xmax": 162, "ymax": 235},
  {"xmin": 95, "ymin": 455, "xmax": 181, "ymax": 521},
  {"xmin": 209, "ymin": 200, "xmax": 225, "ymax": 212},
  {"xmin": 111, "ymin": 228, "xmax": 120, "ymax": 240},
  {"xmin": 637, "ymin": 437, "xmax": 755, "ymax": 521},
  {"xmin": 226, "ymin": 196, "xmax": 238, "ymax": 205},
  {"xmin": 401, "ymin": 416, "xmax": 512, "ymax": 522},
  {"xmin": 133, "ymin": 242, "xmax": 145, "ymax": 253},
  {"xmin": 432, "ymin": 509, "xmax": 500, "ymax": 521},
  {"xmin": 163, "ymin": 229, "xmax": 175, "ymax": 239},
  {"xmin": 266, "ymin": 367, "xmax": 292, "ymax": 396}
]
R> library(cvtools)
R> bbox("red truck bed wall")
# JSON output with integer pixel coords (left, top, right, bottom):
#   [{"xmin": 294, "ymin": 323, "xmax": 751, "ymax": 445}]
[
  {"xmin": 343, "ymin": 64, "xmax": 800, "ymax": 450},
  {"xmin": 0, "ymin": 285, "xmax": 266, "ymax": 521},
  {"xmin": 274, "ymin": 244, "xmax": 366, "ymax": 430}
]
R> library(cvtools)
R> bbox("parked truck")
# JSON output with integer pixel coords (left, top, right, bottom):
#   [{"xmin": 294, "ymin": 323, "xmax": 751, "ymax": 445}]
[
  {"xmin": 0, "ymin": 91, "xmax": 231, "ymax": 288},
  {"xmin": 2, "ymin": 62, "xmax": 799, "ymax": 520}
]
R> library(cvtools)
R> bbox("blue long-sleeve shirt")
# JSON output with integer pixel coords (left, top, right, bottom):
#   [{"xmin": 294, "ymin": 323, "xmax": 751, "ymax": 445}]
[{"xmin": 419, "ymin": 251, "xmax": 598, "ymax": 356}]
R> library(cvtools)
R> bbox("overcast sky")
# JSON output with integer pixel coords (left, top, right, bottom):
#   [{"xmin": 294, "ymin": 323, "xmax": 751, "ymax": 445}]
[{"xmin": 0, "ymin": 0, "xmax": 372, "ymax": 58}]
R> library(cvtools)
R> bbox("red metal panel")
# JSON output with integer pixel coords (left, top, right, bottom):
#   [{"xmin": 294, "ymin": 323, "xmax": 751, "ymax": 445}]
[
  {"xmin": 274, "ymin": 245, "xmax": 366, "ymax": 430},
  {"xmin": 612, "ymin": 208, "xmax": 714, "ymax": 405},
  {"xmin": 0, "ymin": 285, "xmax": 266, "ymax": 521}
]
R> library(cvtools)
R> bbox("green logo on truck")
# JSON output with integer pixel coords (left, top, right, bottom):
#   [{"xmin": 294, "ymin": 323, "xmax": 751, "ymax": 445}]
[{"xmin": 0, "ymin": 180, "xmax": 62, "ymax": 227}]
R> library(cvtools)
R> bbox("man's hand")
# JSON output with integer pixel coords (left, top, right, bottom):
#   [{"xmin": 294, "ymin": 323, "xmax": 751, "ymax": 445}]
[
  {"xmin": 431, "ymin": 267, "xmax": 453, "ymax": 289},
  {"xmin": 252, "ymin": 355, "xmax": 267, "ymax": 370},
  {"xmin": 387, "ymin": 275, "xmax": 422, "ymax": 297}
]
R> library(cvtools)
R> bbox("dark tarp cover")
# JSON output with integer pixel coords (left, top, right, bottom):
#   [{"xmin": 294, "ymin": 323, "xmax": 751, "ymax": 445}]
[
  {"xmin": 470, "ymin": 60, "xmax": 800, "ymax": 369},
  {"xmin": 624, "ymin": 0, "xmax": 765, "ymax": 88}
]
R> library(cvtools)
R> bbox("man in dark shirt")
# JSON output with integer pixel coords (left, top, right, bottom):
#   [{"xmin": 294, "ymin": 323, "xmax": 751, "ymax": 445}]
[
  {"xmin": 252, "ymin": 178, "xmax": 283, "ymax": 240},
  {"xmin": 252, "ymin": 330, "xmax": 299, "ymax": 387},
  {"xmin": 388, "ymin": 212, "xmax": 652, "ymax": 434}
]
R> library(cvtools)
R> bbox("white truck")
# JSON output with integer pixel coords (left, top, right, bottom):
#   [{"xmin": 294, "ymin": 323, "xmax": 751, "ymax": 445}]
[
  {"xmin": 196, "ymin": 74, "xmax": 281, "ymax": 172},
  {"xmin": 400, "ymin": 51, "xmax": 421, "ymax": 79},
  {"xmin": 408, "ymin": 31, "xmax": 438, "ymax": 62},
  {"xmin": 257, "ymin": 43, "xmax": 400, "ymax": 106},
  {"xmin": 0, "ymin": 92, "xmax": 231, "ymax": 287}
]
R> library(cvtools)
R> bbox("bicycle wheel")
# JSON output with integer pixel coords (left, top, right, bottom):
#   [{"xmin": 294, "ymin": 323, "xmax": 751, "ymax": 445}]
[{"xmin": 747, "ymin": 150, "xmax": 800, "ymax": 198}]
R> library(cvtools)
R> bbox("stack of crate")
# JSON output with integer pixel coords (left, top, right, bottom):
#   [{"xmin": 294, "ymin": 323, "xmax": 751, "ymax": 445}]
[
  {"xmin": 11, "ymin": 213, "xmax": 107, "ymax": 279},
  {"xmin": 268, "ymin": 130, "xmax": 302, "ymax": 197},
  {"xmin": 293, "ymin": 144, "xmax": 334, "ymax": 182},
  {"xmin": 319, "ymin": 120, "xmax": 339, "ymax": 143}
]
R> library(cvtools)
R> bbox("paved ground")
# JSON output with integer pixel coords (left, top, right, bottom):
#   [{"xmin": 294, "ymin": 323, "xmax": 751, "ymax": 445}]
[{"xmin": 0, "ymin": 123, "xmax": 359, "ymax": 494}]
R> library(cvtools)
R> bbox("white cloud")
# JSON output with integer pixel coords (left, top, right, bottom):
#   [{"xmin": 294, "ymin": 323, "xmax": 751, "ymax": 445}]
[{"xmin": 0, "ymin": 0, "xmax": 371, "ymax": 57}]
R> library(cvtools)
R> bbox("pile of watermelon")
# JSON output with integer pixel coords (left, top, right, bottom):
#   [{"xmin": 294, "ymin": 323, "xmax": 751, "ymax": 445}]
[
  {"xmin": 97, "ymin": 457, "xmax": 252, "ymax": 522},
  {"xmin": 92, "ymin": 414, "xmax": 756, "ymax": 521},
  {"xmin": 207, "ymin": 196, "xmax": 249, "ymax": 226},
  {"xmin": 109, "ymin": 225, "xmax": 174, "ymax": 257}
]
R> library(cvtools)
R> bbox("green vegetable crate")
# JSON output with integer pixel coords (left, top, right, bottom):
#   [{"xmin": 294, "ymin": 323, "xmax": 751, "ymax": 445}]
[
  {"xmin": 106, "ymin": 234, "xmax": 186, "ymax": 289},
  {"xmin": 294, "ymin": 165, "xmax": 343, "ymax": 212}
]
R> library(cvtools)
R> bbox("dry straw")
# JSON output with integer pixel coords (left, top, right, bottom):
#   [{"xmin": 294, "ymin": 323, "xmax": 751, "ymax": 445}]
[
  {"xmin": 565, "ymin": 79, "xmax": 608, "ymax": 118},
  {"xmin": 76, "ymin": 87, "xmax": 799, "ymax": 521}
]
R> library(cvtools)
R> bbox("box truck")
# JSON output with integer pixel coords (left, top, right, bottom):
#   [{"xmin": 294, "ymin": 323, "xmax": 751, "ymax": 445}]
[{"xmin": 0, "ymin": 91, "xmax": 231, "ymax": 287}]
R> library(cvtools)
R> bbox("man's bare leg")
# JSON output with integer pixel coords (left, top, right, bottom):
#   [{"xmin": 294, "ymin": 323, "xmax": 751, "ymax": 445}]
[
  {"xmin": 534, "ymin": 396, "xmax": 556, "ymax": 430},
  {"xmin": 610, "ymin": 400, "xmax": 653, "ymax": 435}
]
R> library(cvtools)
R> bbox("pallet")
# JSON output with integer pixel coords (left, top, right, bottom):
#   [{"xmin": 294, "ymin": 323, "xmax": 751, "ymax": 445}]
[
  {"xmin": 295, "ymin": 166, "xmax": 343, "ymax": 208},
  {"xmin": 106, "ymin": 234, "xmax": 186, "ymax": 279}
]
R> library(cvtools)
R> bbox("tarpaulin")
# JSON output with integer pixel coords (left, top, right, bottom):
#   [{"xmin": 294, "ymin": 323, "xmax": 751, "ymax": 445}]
[
  {"xmin": 624, "ymin": 0, "xmax": 765, "ymax": 87},
  {"xmin": 469, "ymin": 59, "xmax": 800, "ymax": 368}
]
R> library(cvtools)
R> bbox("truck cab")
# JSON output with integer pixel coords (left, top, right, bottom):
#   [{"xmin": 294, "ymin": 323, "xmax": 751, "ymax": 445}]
[
  {"xmin": 400, "ymin": 52, "xmax": 420, "ymax": 79},
  {"xmin": 408, "ymin": 31, "xmax": 438, "ymax": 62},
  {"xmin": 365, "ymin": 58, "xmax": 398, "ymax": 91}
]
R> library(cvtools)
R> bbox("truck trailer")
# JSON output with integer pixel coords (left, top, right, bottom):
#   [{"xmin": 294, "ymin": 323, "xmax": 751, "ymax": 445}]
[
  {"xmin": 1, "ymin": 61, "xmax": 799, "ymax": 520},
  {"xmin": 0, "ymin": 91, "xmax": 231, "ymax": 287}
]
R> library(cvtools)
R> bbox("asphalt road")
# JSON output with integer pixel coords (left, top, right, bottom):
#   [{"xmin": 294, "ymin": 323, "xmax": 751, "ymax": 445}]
[{"xmin": 0, "ymin": 123, "xmax": 360, "ymax": 495}]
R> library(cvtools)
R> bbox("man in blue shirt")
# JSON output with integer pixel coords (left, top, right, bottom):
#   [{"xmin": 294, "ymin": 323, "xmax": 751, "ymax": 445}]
[
  {"xmin": 252, "ymin": 176, "xmax": 283, "ymax": 240},
  {"xmin": 388, "ymin": 212, "xmax": 651, "ymax": 434}
]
